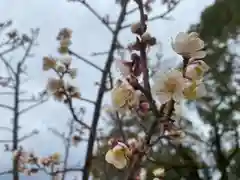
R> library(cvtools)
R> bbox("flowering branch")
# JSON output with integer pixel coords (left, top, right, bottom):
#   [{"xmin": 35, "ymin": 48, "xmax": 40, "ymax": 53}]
[{"xmin": 104, "ymin": 0, "xmax": 209, "ymax": 179}]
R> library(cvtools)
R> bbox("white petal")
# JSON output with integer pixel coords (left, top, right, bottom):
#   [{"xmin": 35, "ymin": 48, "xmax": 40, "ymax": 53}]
[
  {"xmin": 175, "ymin": 32, "xmax": 188, "ymax": 43},
  {"xmin": 172, "ymin": 91, "xmax": 184, "ymax": 102},
  {"xmin": 198, "ymin": 60, "xmax": 210, "ymax": 72},
  {"xmin": 153, "ymin": 71, "xmax": 167, "ymax": 83},
  {"xmin": 59, "ymin": 55, "xmax": 72, "ymax": 65},
  {"xmin": 172, "ymin": 32, "xmax": 188, "ymax": 53},
  {"xmin": 174, "ymin": 102, "xmax": 182, "ymax": 116},
  {"xmin": 117, "ymin": 142, "xmax": 128, "ymax": 148},
  {"xmin": 113, "ymin": 157, "xmax": 127, "ymax": 169},
  {"xmin": 139, "ymin": 168, "xmax": 147, "ymax": 180},
  {"xmin": 168, "ymin": 69, "xmax": 182, "ymax": 78},
  {"xmin": 156, "ymin": 92, "xmax": 171, "ymax": 104},
  {"xmin": 115, "ymin": 60, "xmax": 131, "ymax": 77},
  {"xmin": 188, "ymin": 32, "xmax": 199, "ymax": 38},
  {"xmin": 105, "ymin": 150, "xmax": 115, "ymax": 164},
  {"xmin": 196, "ymin": 83, "xmax": 207, "ymax": 98},
  {"xmin": 153, "ymin": 168, "xmax": 165, "ymax": 176},
  {"xmin": 188, "ymin": 38, "xmax": 205, "ymax": 52},
  {"xmin": 191, "ymin": 50, "xmax": 206, "ymax": 59}
]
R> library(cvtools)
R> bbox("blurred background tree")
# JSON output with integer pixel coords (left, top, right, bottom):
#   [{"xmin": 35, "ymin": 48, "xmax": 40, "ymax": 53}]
[{"xmin": 91, "ymin": 0, "xmax": 240, "ymax": 179}]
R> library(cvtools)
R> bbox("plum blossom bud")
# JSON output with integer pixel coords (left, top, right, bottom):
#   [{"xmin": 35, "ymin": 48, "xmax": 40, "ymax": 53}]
[
  {"xmin": 131, "ymin": 22, "xmax": 141, "ymax": 34},
  {"xmin": 141, "ymin": 32, "xmax": 152, "ymax": 42},
  {"xmin": 72, "ymin": 135, "xmax": 81, "ymax": 146},
  {"xmin": 60, "ymin": 38, "xmax": 71, "ymax": 48},
  {"xmin": 51, "ymin": 152, "xmax": 61, "ymax": 164}
]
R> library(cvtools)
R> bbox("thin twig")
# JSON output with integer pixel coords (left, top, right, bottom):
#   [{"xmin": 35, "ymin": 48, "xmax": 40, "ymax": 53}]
[
  {"xmin": 121, "ymin": 0, "xmax": 181, "ymax": 29},
  {"xmin": 68, "ymin": 50, "xmax": 104, "ymax": 72}
]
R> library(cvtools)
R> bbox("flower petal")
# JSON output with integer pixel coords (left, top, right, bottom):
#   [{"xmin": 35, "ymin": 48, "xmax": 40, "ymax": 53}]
[
  {"xmin": 196, "ymin": 83, "xmax": 207, "ymax": 98},
  {"xmin": 172, "ymin": 90, "xmax": 184, "ymax": 102},
  {"xmin": 188, "ymin": 32, "xmax": 199, "ymax": 38},
  {"xmin": 191, "ymin": 50, "xmax": 207, "ymax": 59},
  {"xmin": 188, "ymin": 38, "xmax": 205, "ymax": 52},
  {"xmin": 175, "ymin": 32, "xmax": 188, "ymax": 43},
  {"xmin": 115, "ymin": 60, "xmax": 131, "ymax": 77},
  {"xmin": 113, "ymin": 156, "xmax": 127, "ymax": 169},
  {"xmin": 105, "ymin": 150, "xmax": 115, "ymax": 165},
  {"xmin": 156, "ymin": 92, "xmax": 171, "ymax": 104}
]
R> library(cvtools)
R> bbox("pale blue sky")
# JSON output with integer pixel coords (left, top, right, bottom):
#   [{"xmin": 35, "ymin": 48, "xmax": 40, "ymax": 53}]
[{"xmin": 0, "ymin": 0, "xmax": 214, "ymax": 179}]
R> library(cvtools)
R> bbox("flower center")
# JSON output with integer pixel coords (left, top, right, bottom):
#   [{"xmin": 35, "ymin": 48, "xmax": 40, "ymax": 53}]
[{"xmin": 164, "ymin": 79, "xmax": 177, "ymax": 93}]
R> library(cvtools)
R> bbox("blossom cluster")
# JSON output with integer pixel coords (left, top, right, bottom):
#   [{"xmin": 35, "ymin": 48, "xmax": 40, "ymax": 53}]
[
  {"xmin": 13, "ymin": 148, "xmax": 61, "ymax": 176},
  {"xmin": 105, "ymin": 19, "xmax": 209, "ymax": 179},
  {"xmin": 43, "ymin": 28, "xmax": 80, "ymax": 102}
]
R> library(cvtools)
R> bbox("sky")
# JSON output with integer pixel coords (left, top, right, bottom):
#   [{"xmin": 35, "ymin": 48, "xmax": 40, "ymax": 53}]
[{"xmin": 0, "ymin": 0, "xmax": 214, "ymax": 179}]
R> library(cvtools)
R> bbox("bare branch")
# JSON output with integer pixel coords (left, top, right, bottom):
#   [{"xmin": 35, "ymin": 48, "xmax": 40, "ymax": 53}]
[
  {"xmin": 18, "ymin": 99, "xmax": 48, "ymax": 115},
  {"xmin": 66, "ymin": 96, "xmax": 91, "ymax": 130},
  {"xmin": 0, "ymin": 104, "xmax": 14, "ymax": 111},
  {"xmin": 81, "ymin": 1, "xmax": 129, "ymax": 179},
  {"xmin": 80, "ymin": 97, "xmax": 96, "ymax": 105},
  {"xmin": 121, "ymin": 0, "xmax": 181, "ymax": 29},
  {"xmin": 0, "ymin": 126, "xmax": 12, "ymax": 133},
  {"xmin": 68, "ymin": 49, "xmax": 104, "ymax": 72}
]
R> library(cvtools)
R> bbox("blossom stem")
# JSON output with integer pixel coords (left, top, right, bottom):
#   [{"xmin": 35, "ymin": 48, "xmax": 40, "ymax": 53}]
[{"xmin": 135, "ymin": 0, "xmax": 151, "ymax": 92}]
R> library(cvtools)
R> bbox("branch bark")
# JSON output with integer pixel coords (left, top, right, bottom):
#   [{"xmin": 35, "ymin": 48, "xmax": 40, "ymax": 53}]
[{"xmin": 81, "ymin": 1, "xmax": 129, "ymax": 179}]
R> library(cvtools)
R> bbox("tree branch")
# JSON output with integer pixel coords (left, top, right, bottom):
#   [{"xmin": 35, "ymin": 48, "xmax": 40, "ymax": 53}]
[{"xmin": 81, "ymin": 1, "xmax": 129, "ymax": 179}]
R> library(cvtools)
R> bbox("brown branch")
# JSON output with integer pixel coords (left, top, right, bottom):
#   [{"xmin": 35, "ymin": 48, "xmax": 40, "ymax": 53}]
[
  {"xmin": 18, "ymin": 99, "xmax": 48, "ymax": 115},
  {"xmin": 68, "ymin": 50, "xmax": 104, "ymax": 72},
  {"xmin": 121, "ymin": 0, "xmax": 181, "ymax": 29},
  {"xmin": 0, "ymin": 104, "xmax": 14, "ymax": 111},
  {"xmin": 0, "ymin": 170, "xmax": 12, "ymax": 176},
  {"xmin": 80, "ymin": 97, "xmax": 96, "ymax": 105},
  {"xmin": 12, "ymin": 63, "xmax": 21, "ymax": 180},
  {"xmin": 66, "ymin": 96, "xmax": 91, "ymax": 130},
  {"xmin": 61, "ymin": 118, "xmax": 75, "ymax": 180},
  {"xmin": 0, "ymin": 126, "xmax": 12, "ymax": 132},
  {"xmin": 81, "ymin": 1, "xmax": 129, "ymax": 179}
]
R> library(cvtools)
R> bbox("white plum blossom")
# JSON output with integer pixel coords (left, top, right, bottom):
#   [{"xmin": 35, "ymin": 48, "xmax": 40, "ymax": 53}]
[
  {"xmin": 172, "ymin": 32, "xmax": 206, "ymax": 59},
  {"xmin": 153, "ymin": 167, "xmax": 165, "ymax": 177},
  {"xmin": 58, "ymin": 54, "xmax": 72, "ymax": 66},
  {"xmin": 55, "ymin": 62, "xmax": 66, "ymax": 73},
  {"xmin": 111, "ymin": 80, "xmax": 140, "ymax": 112},
  {"xmin": 185, "ymin": 60, "xmax": 209, "ymax": 80},
  {"xmin": 139, "ymin": 168, "xmax": 147, "ymax": 180},
  {"xmin": 152, "ymin": 69, "xmax": 186, "ymax": 104},
  {"xmin": 105, "ymin": 142, "xmax": 131, "ymax": 169},
  {"xmin": 183, "ymin": 80, "xmax": 207, "ymax": 100}
]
